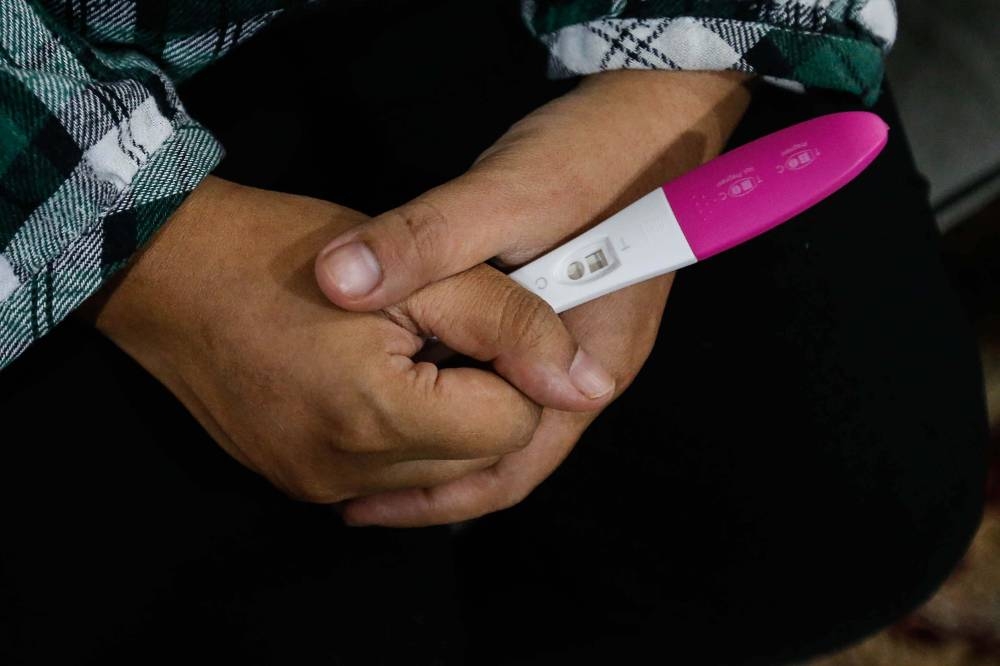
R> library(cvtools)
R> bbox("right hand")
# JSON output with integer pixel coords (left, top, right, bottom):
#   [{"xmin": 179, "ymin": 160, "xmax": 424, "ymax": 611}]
[{"xmin": 84, "ymin": 176, "xmax": 615, "ymax": 504}]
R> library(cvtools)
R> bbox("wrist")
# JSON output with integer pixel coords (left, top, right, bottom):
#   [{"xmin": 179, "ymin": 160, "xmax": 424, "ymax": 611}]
[
  {"xmin": 560, "ymin": 69, "xmax": 751, "ymax": 228},
  {"xmin": 81, "ymin": 176, "xmax": 235, "ymax": 377},
  {"xmin": 576, "ymin": 69, "xmax": 751, "ymax": 170}
]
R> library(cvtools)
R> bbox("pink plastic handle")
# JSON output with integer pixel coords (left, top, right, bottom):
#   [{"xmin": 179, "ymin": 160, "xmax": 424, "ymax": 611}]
[{"xmin": 664, "ymin": 112, "xmax": 890, "ymax": 261}]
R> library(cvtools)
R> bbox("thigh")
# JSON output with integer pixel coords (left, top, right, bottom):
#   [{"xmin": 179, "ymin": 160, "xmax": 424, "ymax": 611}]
[
  {"xmin": 0, "ymin": 6, "xmax": 478, "ymax": 662},
  {"xmin": 5, "ymin": 2, "xmax": 981, "ymax": 665},
  {"xmin": 454, "ymin": 83, "xmax": 989, "ymax": 664},
  {"xmin": 182, "ymin": 2, "xmax": 989, "ymax": 663},
  {"xmin": 1, "ymin": 3, "xmax": 536, "ymax": 662},
  {"xmin": 0, "ymin": 321, "xmax": 465, "ymax": 664}
]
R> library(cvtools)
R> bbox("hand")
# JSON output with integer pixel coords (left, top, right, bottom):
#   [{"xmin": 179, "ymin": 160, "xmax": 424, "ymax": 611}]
[
  {"xmin": 320, "ymin": 70, "xmax": 752, "ymax": 526},
  {"xmin": 341, "ymin": 276, "xmax": 672, "ymax": 526},
  {"xmin": 85, "ymin": 176, "xmax": 616, "ymax": 504}
]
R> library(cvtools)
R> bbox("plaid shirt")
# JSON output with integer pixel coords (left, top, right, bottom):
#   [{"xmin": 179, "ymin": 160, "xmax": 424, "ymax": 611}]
[{"xmin": 0, "ymin": 0, "xmax": 896, "ymax": 370}]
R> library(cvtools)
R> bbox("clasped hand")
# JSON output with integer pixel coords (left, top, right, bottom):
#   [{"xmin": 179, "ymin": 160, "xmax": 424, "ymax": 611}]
[{"xmin": 90, "ymin": 70, "xmax": 749, "ymax": 527}]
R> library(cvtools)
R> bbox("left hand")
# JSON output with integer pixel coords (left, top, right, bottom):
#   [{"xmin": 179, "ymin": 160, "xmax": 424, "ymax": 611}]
[{"xmin": 320, "ymin": 70, "xmax": 752, "ymax": 526}]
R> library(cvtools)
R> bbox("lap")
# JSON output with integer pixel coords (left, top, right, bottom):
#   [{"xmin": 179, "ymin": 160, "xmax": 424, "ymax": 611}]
[
  {"xmin": 453, "ymin": 82, "xmax": 988, "ymax": 665},
  {"xmin": 0, "ymin": 1, "xmax": 988, "ymax": 664}
]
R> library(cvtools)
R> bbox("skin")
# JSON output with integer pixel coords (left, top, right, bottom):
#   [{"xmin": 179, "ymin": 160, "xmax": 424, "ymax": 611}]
[
  {"xmin": 87, "ymin": 69, "xmax": 751, "ymax": 525},
  {"xmin": 86, "ymin": 177, "xmax": 614, "ymax": 504},
  {"xmin": 318, "ymin": 70, "xmax": 752, "ymax": 526}
]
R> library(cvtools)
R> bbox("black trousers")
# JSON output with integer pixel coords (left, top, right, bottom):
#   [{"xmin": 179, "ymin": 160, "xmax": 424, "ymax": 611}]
[{"xmin": 0, "ymin": 2, "xmax": 989, "ymax": 664}]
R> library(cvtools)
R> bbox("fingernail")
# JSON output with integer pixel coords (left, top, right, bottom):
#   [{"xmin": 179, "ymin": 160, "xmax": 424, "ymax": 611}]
[
  {"xmin": 321, "ymin": 242, "xmax": 381, "ymax": 298},
  {"xmin": 569, "ymin": 348, "xmax": 614, "ymax": 399}
]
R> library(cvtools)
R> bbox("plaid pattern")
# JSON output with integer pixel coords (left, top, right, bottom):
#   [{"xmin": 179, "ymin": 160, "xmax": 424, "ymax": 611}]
[
  {"xmin": 0, "ymin": 0, "xmax": 295, "ymax": 369},
  {"xmin": 0, "ymin": 0, "xmax": 896, "ymax": 371},
  {"xmin": 524, "ymin": 0, "xmax": 897, "ymax": 105}
]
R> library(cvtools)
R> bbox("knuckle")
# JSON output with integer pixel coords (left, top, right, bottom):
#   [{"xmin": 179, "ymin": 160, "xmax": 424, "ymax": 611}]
[
  {"xmin": 380, "ymin": 302, "xmax": 420, "ymax": 336},
  {"xmin": 355, "ymin": 376, "xmax": 434, "ymax": 454},
  {"xmin": 495, "ymin": 287, "xmax": 552, "ymax": 352},
  {"xmin": 326, "ymin": 396, "xmax": 395, "ymax": 456},
  {"xmin": 386, "ymin": 200, "xmax": 451, "ymax": 278},
  {"xmin": 340, "ymin": 415, "xmax": 394, "ymax": 455},
  {"xmin": 326, "ymin": 369, "xmax": 406, "ymax": 452},
  {"xmin": 380, "ymin": 364, "xmax": 442, "ymax": 450},
  {"xmin": 329, "ymin": 367, "xmax": 436, "ymax": 457}
]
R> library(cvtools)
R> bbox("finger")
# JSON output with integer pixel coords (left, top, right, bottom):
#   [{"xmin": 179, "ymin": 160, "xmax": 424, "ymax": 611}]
[
  {"xmin": 314, "ymin": 71, "xmax": 751, "ymax": 314},
  {"xmin": 376, "ymin": 358, "xmax": 543, "ymax": 461},
  {"xmin": 314, "ymin": 171, "xmax": 548, "ymax": 312},
  {"xmin": 351, "ymin": 455, "xmax": 502, "ymax": 498},
  {"xmin": 341, "ymin": 410, "xmax": 592, "ymax": 527},
  {"xmin": 283, "ymin": 453, "xmax": 500, "ymax": 505},
  {"xmin": 343, "ymin": 278, "xmax": 676, "ymax": 525},
  {"xmin": 392, "ymin": 264, "xmax": 616, "ymax": 412},
  {"xmin": 559, "ymin": 273, "xmax": 674, "ymax": 387}
]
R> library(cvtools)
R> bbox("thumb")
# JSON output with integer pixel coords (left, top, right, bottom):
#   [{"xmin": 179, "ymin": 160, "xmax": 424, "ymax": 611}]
[
  {"xmin": 314, "ymin": 70, "xmax": 752, "ymax": 313},
  {"xmin": 314, "ymin": 170, "xmax": 566, "ymax": 312}
]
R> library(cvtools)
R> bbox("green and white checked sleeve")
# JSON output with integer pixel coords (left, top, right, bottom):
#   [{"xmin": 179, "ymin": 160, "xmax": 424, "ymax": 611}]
[
  {"xmin": 0, "ymin": 0, "xmax": 297, "ymax": 370},
  {"xmin": 1, "ymin": 0, "xmax": 897, "ymax": 372},
  {"xmin": 523, "ymin": 0, "xmax": 897, "ymax": 105}
]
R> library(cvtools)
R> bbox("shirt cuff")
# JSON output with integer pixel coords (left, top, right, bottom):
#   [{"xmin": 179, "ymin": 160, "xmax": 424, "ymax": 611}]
[
  {"xmin": 0, "ymin": 111, "xmax": 222, "ymax": 370},
  {"xmin": 531, "ymin": 15, "xmax": 890, "ymax": 106}
]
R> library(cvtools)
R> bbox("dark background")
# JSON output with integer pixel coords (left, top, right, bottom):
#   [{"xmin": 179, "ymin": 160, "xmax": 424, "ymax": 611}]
[{"xmin": 0, "ymin": 2, "xmax": 992, "ymax": 664}]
